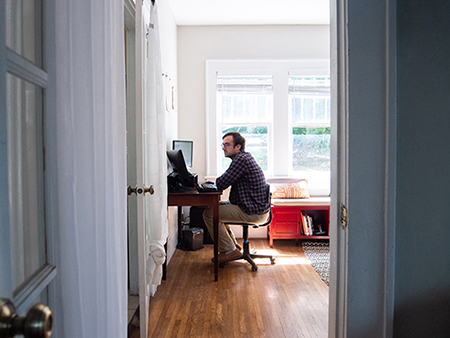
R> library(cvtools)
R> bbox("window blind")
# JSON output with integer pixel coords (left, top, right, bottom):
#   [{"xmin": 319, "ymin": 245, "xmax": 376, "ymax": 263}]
[{"xmin": 217, "ymin": 76, "xmax": 272, "ymax": 94}]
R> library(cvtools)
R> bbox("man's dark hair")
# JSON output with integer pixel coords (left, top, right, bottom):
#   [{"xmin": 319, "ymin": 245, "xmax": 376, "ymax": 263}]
[{"xmin": 223, "ymin": 132, "xmax": 246, "ymax": 152}]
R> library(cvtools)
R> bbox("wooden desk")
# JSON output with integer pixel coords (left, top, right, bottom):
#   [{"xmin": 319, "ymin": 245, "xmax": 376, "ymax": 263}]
[{"xmin": 168, "ymin": 188, "xmax": 222, "ymax": 281}]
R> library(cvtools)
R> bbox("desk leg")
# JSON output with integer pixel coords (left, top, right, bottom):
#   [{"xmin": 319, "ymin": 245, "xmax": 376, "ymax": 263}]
[
  {"xmin": 162, "ymin": 242, "xmax": 167, "ymax": 280},
  {"xmin": 177, "ymin": 206, "xmax": 183, "ymax": 246},
  {"xmin": 213, "ymin": 198, "xmax": 219, "ymax": 281}
]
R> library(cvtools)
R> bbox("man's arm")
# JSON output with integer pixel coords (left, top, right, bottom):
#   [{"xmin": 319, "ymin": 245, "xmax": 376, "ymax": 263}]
[{"xmin": 215, "ymin": 155, "xmax": 246, "ymax": 191}]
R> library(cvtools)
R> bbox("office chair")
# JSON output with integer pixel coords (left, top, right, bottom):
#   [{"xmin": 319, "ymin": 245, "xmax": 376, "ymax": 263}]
[{"xmin": 223, "ymin": 183, "xmax": 276, "ymax": 271}]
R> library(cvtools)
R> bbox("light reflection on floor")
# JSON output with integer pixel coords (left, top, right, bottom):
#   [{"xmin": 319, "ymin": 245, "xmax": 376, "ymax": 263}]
[{"xmin": 251, "ymin": 249, "xmax": 310, "ymax": 265}]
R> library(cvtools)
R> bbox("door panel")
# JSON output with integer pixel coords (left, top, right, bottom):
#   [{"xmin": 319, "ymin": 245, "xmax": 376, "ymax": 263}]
[
  {"xmin": 0, "ymin": 0, "xmax": 12, "ymax": 299},
  {"xmin": 1, "ymin": 0, "xmax": 55, "ymax": 316},
  {"xmin": 125, "ymin": 9, "xmax": 140, "ymax": 295},
  {"xmin": 5, "ymin": 0, "xmax": 43, "ymax": 67},
  {"xmin": 6, "ymin": 73, "xmax": 46, "ymax": 292}
]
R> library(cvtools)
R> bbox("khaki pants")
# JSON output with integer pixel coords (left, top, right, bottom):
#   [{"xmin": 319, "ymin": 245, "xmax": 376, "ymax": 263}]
[{"xmin": 202, "ymin": 201, "xmax": 269, "ymax": 252}]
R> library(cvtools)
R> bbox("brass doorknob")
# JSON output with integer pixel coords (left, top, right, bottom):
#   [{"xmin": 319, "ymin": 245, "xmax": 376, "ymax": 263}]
[
  {"xmin": 0, "ymin": 299, "xmax": 52, "ymax": 338},
  {"xmin": 127, "ymin": 185, "xmax": 154, "ymax": 195},
  {"xmin": 143, "ymin": 185, "xmax": 155, "ymax": 195},
  {"xmin": 127, "ymin": 186, "xmax": 137, "ymax": 195}
]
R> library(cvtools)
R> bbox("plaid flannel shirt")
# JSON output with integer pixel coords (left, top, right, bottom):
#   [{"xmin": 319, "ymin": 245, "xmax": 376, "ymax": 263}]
[{"xmin": 216, "ymin": 151, "xmax": 269, "ymax": 215}]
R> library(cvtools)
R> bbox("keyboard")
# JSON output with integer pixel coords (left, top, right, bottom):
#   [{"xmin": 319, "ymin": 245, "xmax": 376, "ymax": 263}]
[{"xmin": 197, "ymin": 182, "xmax": 218, "ymax": 192}]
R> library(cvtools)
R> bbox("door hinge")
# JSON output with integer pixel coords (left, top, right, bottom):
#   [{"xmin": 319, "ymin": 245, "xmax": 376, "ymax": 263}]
[{"xmin": 341, "ymin": 205, "xmax": 348, "ymax": 228}]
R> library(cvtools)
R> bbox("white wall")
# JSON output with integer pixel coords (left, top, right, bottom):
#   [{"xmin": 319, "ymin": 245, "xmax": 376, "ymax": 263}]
[
  {"xmin": 157, "ymin": 0, "xmax": 178, "ymax": 262},
  {"xmin": 177, "ymin": 25, "xmax": 330, "ymax": 183}
]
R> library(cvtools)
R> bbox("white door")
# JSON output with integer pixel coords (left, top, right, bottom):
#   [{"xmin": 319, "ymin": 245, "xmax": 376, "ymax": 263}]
[
  {"xmin": 125, "ymin": 0, "xmax": 140, "ymax": 297},
  {"xmin": 329, "ymin": 0, "xmax": 349, "ymax": 331},
  {"xmin": 126, "ymin": 2, "xmax": 160, "ymax": 336},
  {"xmin": 136, "ymin": 1, "xmax": 151, "ymax": 337},
  {"xmin": 0, "ymin": 0, "xmax": 56, "ymax": 331},
  {"xmin": 329, "ymin": 1, "xmax": 396, "ymax": 336}
]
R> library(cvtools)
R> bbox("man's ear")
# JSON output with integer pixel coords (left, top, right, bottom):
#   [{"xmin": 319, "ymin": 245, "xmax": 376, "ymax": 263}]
[{"xmin": 235, "ymin": 144, "xmax": 241, "ymax": 151}]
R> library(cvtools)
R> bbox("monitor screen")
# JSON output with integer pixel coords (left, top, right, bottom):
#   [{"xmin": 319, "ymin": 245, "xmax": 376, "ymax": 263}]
[
  {"xmin": 167, "ymin": 149, "xmax": 191, "ymax": 183},
  {"xmin": 172, "ymin": 140, "xmax": 193, "ymax": 168}
]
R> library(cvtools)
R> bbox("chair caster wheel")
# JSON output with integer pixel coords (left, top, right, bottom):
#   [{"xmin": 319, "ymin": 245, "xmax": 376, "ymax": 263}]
[
  {"xmin": 219, "ymin": 262, "xmax": 227, "ymax": 268},
  {"xmin": 270, "ymin": 258, "xmax": 276, "ymax": 264},
  {"xmin": 252, "ymin": 265, "xmax": 258, "ymax": 271}
]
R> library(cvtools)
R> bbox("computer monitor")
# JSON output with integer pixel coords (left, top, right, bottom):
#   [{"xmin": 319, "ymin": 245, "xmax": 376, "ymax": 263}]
[
  {"xmin": 167, "ymin": 149, "xmax": 191, "ymax": 184},
  {"xmin": 172, "ymin": 140, "xmax": 193, "ymax": 169}
]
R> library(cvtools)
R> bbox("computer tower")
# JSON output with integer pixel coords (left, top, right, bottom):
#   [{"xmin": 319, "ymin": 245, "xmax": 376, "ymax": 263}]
[
  {"xmin": 182, "ymin": 227, "xmax": 204, "ymax": 251},
  {"xmin": 189, "ymin": 206, "xmax": 214, "ymax": 244}
]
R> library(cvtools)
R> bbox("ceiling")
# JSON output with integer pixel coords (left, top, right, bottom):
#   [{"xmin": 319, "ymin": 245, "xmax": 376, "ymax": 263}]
[{"xmin": 166, "ymin": 0, "xmax": 330, "ymax": 26}]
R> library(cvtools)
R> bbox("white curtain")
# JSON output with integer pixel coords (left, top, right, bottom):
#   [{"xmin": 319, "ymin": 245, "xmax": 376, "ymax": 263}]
[
  {"xmin": 50, "ymin": 0, "xmax": 127, "ymax": 336},
  {"xmin": 143, "ymin": 3, "xmax": 168, "ymax": 287}
]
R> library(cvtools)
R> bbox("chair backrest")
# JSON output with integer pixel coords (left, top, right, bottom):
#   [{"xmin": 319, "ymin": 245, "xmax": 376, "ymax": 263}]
[{"xmin": 256, "ymin": 183, "xmax": 272, "ymax": 228}]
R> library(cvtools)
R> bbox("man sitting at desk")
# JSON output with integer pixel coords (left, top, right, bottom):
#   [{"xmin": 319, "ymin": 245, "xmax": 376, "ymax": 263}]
[{"xmin": 203, "ymin": 132, "xmax": 270, "ymax": 263}]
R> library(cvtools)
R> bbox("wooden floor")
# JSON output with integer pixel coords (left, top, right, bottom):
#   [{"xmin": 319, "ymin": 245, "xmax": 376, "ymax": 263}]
[{"xmin": 131, "ymin": 239, "xmax": 328, "ymax": 338}]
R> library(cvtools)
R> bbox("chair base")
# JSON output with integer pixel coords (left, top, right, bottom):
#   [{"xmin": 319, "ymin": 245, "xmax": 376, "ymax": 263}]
[
  {"xmin": 220, "ymin": 240, "xmax": 276, "ymax": 271},
  {"xmin": 222, "ymin": 206, "xmax": 275, "ymax": 271}
]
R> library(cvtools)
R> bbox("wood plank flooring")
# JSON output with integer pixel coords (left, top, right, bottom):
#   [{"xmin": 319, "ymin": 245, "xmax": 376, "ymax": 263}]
[{"xmin": 132, "ymin": 239, "xmax": 328, "ymax": 338}]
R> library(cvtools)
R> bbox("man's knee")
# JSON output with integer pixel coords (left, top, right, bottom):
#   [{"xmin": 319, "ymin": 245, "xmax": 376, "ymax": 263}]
[{"xmin": 202, "ymin": 206, "xmax": 213, "ymax": 223}]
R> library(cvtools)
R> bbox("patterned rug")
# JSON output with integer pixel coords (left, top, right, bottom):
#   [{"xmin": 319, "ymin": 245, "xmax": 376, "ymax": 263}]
[{"xmin": 302, "ymin": 242, "xmax": 330, "ymax": 285}]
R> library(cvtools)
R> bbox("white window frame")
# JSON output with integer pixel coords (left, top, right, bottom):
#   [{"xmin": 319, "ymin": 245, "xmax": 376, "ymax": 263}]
[{"xmin": 206, "ymin": 60, "xmax": 330, "ymax": 191}]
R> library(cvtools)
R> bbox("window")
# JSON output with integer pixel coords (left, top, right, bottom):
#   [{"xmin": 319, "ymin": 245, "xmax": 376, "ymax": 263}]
[
  {"xmin": 217, "ymin": 75, "xmax": 272, "ymax": 171},
  {"xmin": 289, "ymin": 76, "xmax": 331, "ymax": 173},
  {"xmin": 206, "ymin": 60, "xmax": 330, "ymax": 191}
]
